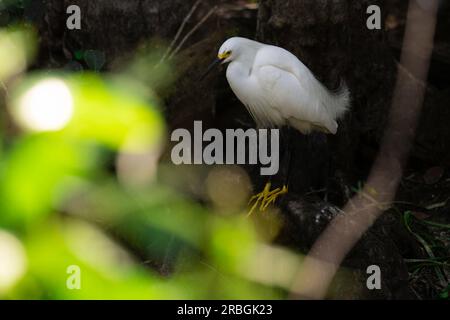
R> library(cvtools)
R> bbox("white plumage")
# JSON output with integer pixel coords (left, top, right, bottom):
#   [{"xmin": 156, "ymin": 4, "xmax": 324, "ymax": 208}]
[{"xmin": 217, "ymin": 37, "xmax": 350, "ymax": 134}]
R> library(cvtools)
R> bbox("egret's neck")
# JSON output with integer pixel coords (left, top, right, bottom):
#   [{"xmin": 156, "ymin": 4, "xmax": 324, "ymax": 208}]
[
  {"xmin": 227, "ymin": 60, "xmax": 251, "ymax": 79},
  {"xmin": 225, "ymin": 57, "xmax": 255, "ymax": 101},
  {"xmin": 227, "ymin": 47, "xmax": 259, "ymax": 79}
]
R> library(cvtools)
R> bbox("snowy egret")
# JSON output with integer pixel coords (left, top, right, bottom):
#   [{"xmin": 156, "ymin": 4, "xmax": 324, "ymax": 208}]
[
  {"xmin": 202, "ymin": 37, "xmax": 350, "ymax": 134},
  {"xmin": 202, "ymin": 37, "xmax": 350, "ymax": 213}
]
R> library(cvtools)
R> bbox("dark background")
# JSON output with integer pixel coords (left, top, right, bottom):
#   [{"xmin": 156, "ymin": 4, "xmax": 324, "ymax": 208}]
[{"xmin": 1, "ymin": 0, "xmax": 449, "ymax": 299}]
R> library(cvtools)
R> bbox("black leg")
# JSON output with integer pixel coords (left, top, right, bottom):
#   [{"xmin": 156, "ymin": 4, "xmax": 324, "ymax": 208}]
[
  {"xmin": 248, "ymin": 127, "xmax": 290, "ymax": 215},
  {"xmin": 284, "ymin": 126, "xmax": 292, "ymax": 188},
  {"xmin": 277, "ymin": 126, "xmax": 292, "ymax": 189}
]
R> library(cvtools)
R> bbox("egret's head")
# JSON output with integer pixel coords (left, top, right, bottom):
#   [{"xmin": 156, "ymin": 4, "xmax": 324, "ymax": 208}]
[
  {"xmin": 217, "ymin": 38, "xmax": 239, "ymax": 64},
  {"xmin": 200, "ymin": 37, "xmax": 259, "ymax": 80}
]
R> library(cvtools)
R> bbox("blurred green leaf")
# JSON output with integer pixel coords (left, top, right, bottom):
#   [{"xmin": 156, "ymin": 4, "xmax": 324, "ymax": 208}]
[
  {"xmin": 0, "ymin": 134, "xmax": 93, "ymax": 228},
  {"xmin": 66, "ymin": 73, "xmax": 165, "ymax": 152}
]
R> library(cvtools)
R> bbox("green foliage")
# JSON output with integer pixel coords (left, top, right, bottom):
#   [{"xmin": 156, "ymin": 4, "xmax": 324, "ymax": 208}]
[
  {"xmin": 403, "ymin": 211, "xmax": 450, "ymax": 297},
  {"xmin": 0, "ymin": 25, "xmax": 291, "ymax": 300}
]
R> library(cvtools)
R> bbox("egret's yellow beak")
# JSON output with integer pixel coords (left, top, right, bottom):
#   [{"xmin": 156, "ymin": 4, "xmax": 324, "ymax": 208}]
[{"xmin": 218, "ymin": 52, "xmax": 231, "ymax": 60}]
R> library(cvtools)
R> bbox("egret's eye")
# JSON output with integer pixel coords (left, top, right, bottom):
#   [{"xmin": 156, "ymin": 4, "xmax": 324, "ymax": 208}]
[{"xmin": 218, "ymin": 50, "xmax": 232, "ymax": 60}]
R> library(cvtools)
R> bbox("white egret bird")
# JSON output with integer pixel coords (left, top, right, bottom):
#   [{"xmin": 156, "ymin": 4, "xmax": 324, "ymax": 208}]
[{"xmin": 202, "ymin": 37, "xmax": 350, "ymax": 213}]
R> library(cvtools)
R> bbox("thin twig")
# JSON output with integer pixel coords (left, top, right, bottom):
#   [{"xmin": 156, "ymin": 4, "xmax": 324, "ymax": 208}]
[
  {"xmin": 160, "ymin": 0, "xmax": 203, "ymax": 63},
  {"xmin": 168, "ymin": 6, "xmax": 218, "ymax": 60}
]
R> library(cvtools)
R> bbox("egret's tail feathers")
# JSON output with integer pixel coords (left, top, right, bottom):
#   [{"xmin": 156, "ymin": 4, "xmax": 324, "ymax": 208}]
[{"xmin": 326, "ymin": 81, "xmax": 350, "ymax": 120}]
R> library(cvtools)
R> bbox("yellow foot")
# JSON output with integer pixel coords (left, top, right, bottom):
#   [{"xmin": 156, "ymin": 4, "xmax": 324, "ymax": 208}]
[{"xmin": 247, "ymin": 182, "xmax": 288, "ymax": 216}]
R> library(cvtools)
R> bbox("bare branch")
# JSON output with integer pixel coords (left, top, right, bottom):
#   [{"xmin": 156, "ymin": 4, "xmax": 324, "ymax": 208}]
[
  {"xmin": 160, "ymin": 0, "xmax": 203, "ymax": 63},
  {"xmin": 168, "ymin": 6, "xmax": 218, "ymax": 60}
]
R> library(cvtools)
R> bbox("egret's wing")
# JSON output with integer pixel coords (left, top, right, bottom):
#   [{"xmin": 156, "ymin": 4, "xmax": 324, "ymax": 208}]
[
  {"xmin": 253, "ymin": 46, "xmax": 323, "ymax": 95},
  {"xmin": 252, "ymin": 55, "xmax": 338, "ymax": 134},
  {"xmin": 229, "ymin": 78, "xmax": 283, "ymax": 129}
]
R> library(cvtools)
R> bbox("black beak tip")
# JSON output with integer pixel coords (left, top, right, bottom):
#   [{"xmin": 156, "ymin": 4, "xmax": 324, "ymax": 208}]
[{"xmin": 198, "ymin": 58, "xmax": 222, "ymax": 81}]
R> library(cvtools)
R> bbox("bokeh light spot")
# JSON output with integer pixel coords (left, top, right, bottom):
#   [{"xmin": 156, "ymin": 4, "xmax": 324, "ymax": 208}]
[
  {"xmin": 206, "ymin": 166, "xmax": 251, "ymax": 213},
  {"xmin": 0, "ymin": 231, "xmax": 27, "ymax": 294},
  {"xmin": 16, "ymin": 78, "xmax": 74, "ymax": 132}
]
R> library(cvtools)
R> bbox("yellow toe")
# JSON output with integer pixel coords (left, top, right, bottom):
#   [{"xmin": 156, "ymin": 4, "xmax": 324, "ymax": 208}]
[{"xmin": 247, "ymin": 183, "xmax": 288, "ymax": 216}]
